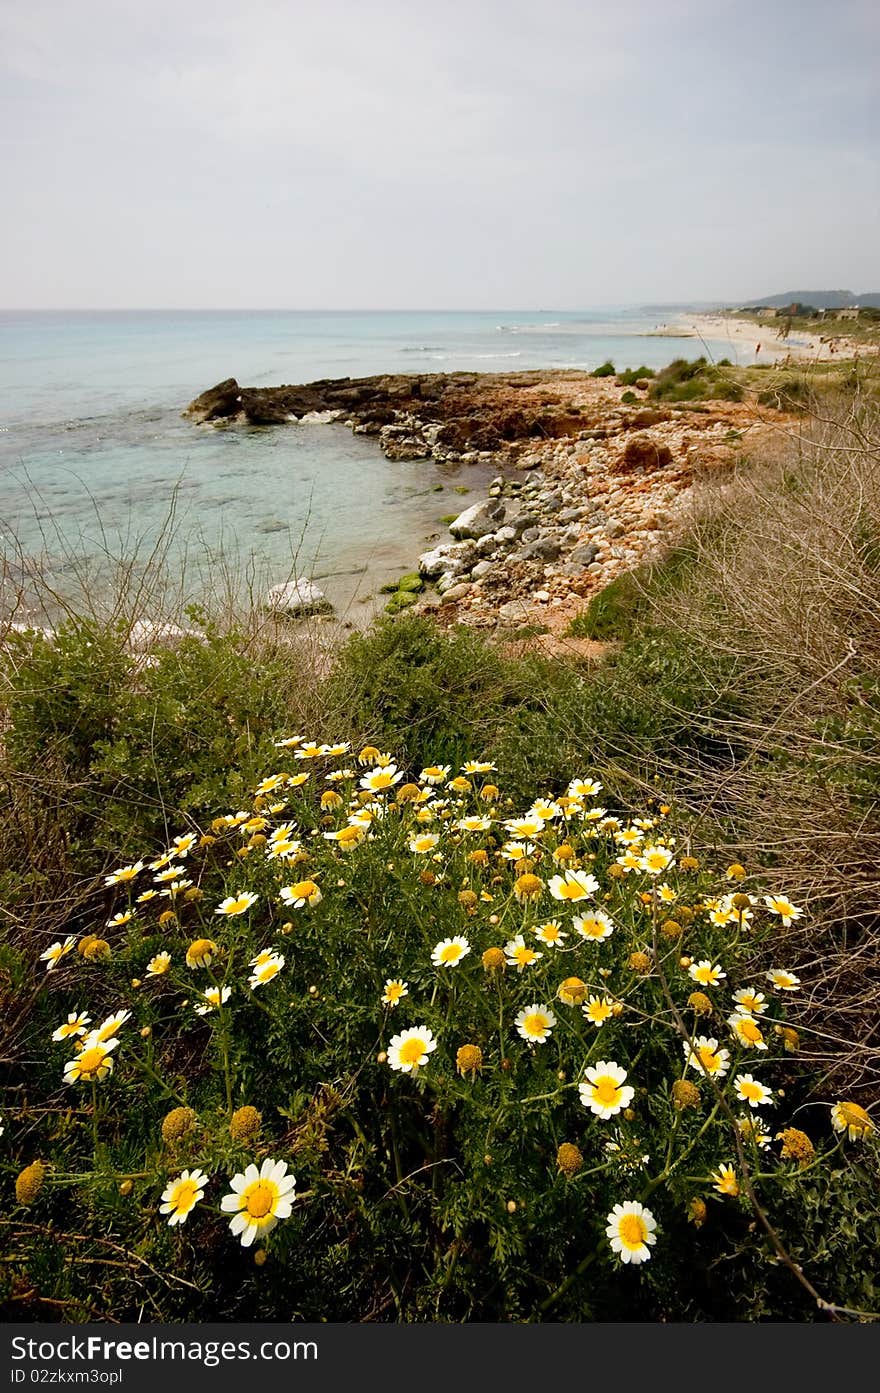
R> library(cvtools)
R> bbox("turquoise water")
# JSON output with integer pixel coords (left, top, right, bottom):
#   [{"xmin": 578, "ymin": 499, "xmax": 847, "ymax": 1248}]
[{"xmin": 0, "ymin": 309, "xmax": 735, "ymax": 618}]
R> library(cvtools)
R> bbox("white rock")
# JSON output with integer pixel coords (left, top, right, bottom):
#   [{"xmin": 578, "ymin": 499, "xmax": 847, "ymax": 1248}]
[
  {"xmin": 127, "ymin": 619, "xmax": 203, "ymax": 653},
  {"xmin": 265, "ymin": 579, "xmax": 331, "ymax": 616},
  {"xmin": 448, "ymin": 499, "xmax": 505, "ymax": 540}
]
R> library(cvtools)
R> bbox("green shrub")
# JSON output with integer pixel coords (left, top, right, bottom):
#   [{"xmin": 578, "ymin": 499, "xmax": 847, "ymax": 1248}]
[{"xmin": 591, "ymin": 361, "xmax": 616, "ymax": 378}]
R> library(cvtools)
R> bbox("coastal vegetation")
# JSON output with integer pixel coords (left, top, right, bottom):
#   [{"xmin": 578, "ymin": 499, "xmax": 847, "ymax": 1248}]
[{"xmin": 2, "ymin": 359, "xmax": 879, "ymax": 1323}]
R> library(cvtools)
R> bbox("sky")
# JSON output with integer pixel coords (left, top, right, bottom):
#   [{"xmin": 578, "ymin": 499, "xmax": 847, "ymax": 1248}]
[{"xmin": 1, "ymin": 0, "xmax": 877, "ymax": 309}]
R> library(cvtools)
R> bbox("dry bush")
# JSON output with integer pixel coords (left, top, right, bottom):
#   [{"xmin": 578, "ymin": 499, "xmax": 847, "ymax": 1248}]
[{"xmin": 652, "ymin": 387, "xmax": 880, "ymax": 1087}]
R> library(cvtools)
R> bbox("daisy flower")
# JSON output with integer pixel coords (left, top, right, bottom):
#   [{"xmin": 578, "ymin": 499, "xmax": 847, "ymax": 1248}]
[
  {"xmin": 248, "ymin": 955, "xmax": 285, "ymax": 989},
  {"xmin": 40, "ymin": 937, "xmax": 76, "ymax": 971},
  {"xmin": 106, "ymin": 911, "xmax": 134, "ymax": 929},
  {"xmin": 431, "ymin": 936, "xmax": 471, "ymax": 968},
  {"xmin": 583, "ymin": 995, "xmax": 615, "ymax": 1028},
  {"xmin": 683, "ymin": 1035, "xmax": 731, "ymax": 1078},
  {"xmin": 737, "ymin": 1115, "xmax": 772, "ymax": 1150},
  {"xmin": 732, "ymin": 988, "xmax": 767, "ymax": 1016},
  {"xmin": 255, "ymin": 775, "xmax": 286, "ymax": 796},
  {"xmin": 462, "ymin": 760, "xmax": 496, "ymax": 775},
  {"xmin": 688, "ymin": 960, "xmax": 726, "ymax": 988},
  {"xmin": 615, "ymin": 852, "xmax": 642, "ymax": 874},
  {"xmin": 215, "ymin": 892, "xmax": 259, "ymax": 917},
  {"xmin": 195, "ymin": 986, "xmax": 232, "ymax": 1015},
  {"xmin": 500, "ymin": 840, "xmax": 536, "ymax": 862},
  {"xmin": 614, "ymin": 826, "xmax": 644, "ymax": 847},
  {"xmin": 160, "ymin": 1169, "xmax": 208, "ymax": 1226},
  {"xmin": 294, "ymin": 741, "xmax": 326, "ymax": 760},
  {"xmin": 568, "ymin": 777, "xmax": 603, "ymax": 799},
  {"xmin": 733, "ymin": 1074, "xmax": 774, "ymax": 1109},
  {"xmin": 579, "ymin": 1061, "xmax": 634, "ymax": 1119},
  {"xmin": 104, "ymin": 861, "xmax": 145, "ymax": 886},
  {"xmin": 52, "ymin": 1011, "xmax": 92, "ymax": 1042},
  {"xmin": 529, "ymin": 799, "xmax": 561, "ymax": 822},
  {"xmin": 764, "ymin": 895, "xmax": 802, "ymax": 926},
  {"xmin": 381, "ymin": 979, "xmax": 409, "ymax": 1008},
  {"xmin": 267, "ymin": 837, "xmax": 303, "ymax": 860},
  {"xmin": 321, "ymin": 743, "xmax": 350, "ymax": 758},
  {"xmin": 573, "ymin": 909, "xmax": 614, "ymax": 942},
  {"xmin": 147, "ymin": 951, "xmax": 171, "ymax": 976},
  {"xmin": 534, "ymin": 919, "xmax": 567, "ymax": 947},
  {"xmin": 153, "ymin": 865, "xmax": 187, "ymax": 884},
  {"xmin": 274, "ymin": 735, "xmax": 304, "ymax": 748},
  {"xmin": 766, "ymin": 968, "xmax": 801, "ymax": 992},
  {"xmin": 220, "ymin": 1159, "xmax": 296, "ymax": 1246},
  {"xmin": 548, "ymin": 870, "xmax": 599, "ymax": 902},
  {"xmin": 185, "ymin": 938, "xmax": 218, "ymax": 969},
  {"xmin": 504, "ymin": 935, "xmax": 542, "ymax": 972},
  {"xmin": 359, "ymin": 765, "xmax": 403, "ymax": 794},
  {"xmin": 137, "ymin": 889, "xmax": 159, "ymax": 904},
  {"xmin": 657, "ymin": 883, "xmax": 678, "ymax": 903},
  {"xmin": 63, "ymin": 1037, "xmax": 117, "ymax": 1084},
  {"xmin": 728, "ymin": 1013, "xmax": 768, "ymax": 1051},
  {"xmin": 279, "ymin": 880, "xmax": 322, "ymax": 909},
  {"xmin": 557, "ymin": 976, "xmax": 587, "ymax": 1006},
  {"xmin": 504, "ymin": 816, "xmax": 546, "ymax": 840},
  {"xmin": 387, "ymin": 1026, "xmax": 437, "ymax": 1074},
  {"xmin": 159, "ymin": 879, "xmax": 192, "ymax": 899},
  {"xmin": 92, "ymin": 1010, "xmax": 131, "ymax": 1042},
  {"xmin": 456, "ymin": 815, "xmax": 492, "ymax": 833},
  {"xmin": 514, "ymin": 1004, "xmax": 557, "ymax": 1045},
  {"xmin": 420, "ymin": 765, "xmax": 450, "ymax": 785},
  {"xmin": 323, "ymin": 824, "xmax": 367, "ymax": 851},
  {"xmin": 639, "ymin": 844, "xmax": 675, "ymax": 876},
  {"xmin": 831, "ymin": 1101, "xmax": 874, "ymax": 1142},
  {"xmin": 606, "ymin": 1201, "xmax": 657, "ymax": 1264},
  {"xmin": 712, "ymin": 1163, "xmax": 739, "ymax": 1197},
  {"xmin": 409, "ymin": 833, "xmax": 440, "ymax": 855},
  {"xmin": 171, "ymin": 833, "xmax": 199, "ymax": 858}
]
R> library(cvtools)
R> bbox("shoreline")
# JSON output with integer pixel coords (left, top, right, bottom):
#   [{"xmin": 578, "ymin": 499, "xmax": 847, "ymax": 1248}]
[
  {"xmin": 660, "ymin": 312, "xmax": 874, "ymax": 363},
  {"xmin": 185, "ymin": 368, "xmax": 795, "ymax": 649}
]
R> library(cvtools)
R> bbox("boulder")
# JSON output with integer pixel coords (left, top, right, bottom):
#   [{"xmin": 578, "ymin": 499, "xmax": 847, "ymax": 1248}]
[
  {"xmin": 184, "ymin": 378, "xmax": 242, "ymax": 423},
  {"xmin": 265, "ymin": 579, "xmax": 332, "ymax": 616},
  {"xmin": 520, "ymin": 536, "xmax": 562, "ymax": 562},
  {"xmin": 418, "ymin": 540, "xmax": 476, "ymax": 579},
  {"xmin": 439, "ymin": 581, "xmax": 473, "ymax": 603},
  {"xmin": 448, "ymin": 499, "xmax": 506, "ymax": 540},
  {"xmin": 570, "ymin": 542, "xmax": 600, "ymax": 567}
]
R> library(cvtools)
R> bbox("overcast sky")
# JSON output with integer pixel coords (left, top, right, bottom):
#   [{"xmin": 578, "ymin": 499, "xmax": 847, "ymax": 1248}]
[{"xmin": 1, "ymin": 0, "xmax": 877, "ymax": 309}]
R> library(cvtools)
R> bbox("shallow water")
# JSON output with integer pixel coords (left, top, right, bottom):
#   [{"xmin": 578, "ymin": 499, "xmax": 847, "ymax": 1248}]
[{"xmin": 0, "ymin": 308, "xmax": 745, "ymax": 619}]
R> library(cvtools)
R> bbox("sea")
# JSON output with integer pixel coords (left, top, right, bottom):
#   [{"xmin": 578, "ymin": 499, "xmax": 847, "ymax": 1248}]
[{"xmin": 0, "ymin": 308, "xmax": 746, "ymax": 623}]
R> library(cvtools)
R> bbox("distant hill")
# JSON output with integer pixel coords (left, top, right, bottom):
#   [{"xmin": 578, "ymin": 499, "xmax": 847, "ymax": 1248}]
[{"xmin": 745, "ymin": 290, "xmax": 880, "ymax": 310}]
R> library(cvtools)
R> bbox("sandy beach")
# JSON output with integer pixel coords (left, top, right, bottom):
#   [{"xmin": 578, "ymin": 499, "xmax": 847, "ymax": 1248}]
[{"xmin": 656, "ymin": 312, "xmax": 870, "ymax": 364}]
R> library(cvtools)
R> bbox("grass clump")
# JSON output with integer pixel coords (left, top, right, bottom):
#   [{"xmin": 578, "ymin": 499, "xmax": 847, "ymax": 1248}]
[{"xmin": 649, "ymin": 358, "xmax": 744, "ymax": 403}]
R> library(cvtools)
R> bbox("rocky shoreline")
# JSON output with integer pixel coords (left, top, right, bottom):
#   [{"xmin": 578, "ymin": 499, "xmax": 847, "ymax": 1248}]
[{"xmin": 186, "ymin": 370, "xmax": 786, "ymax": 643}]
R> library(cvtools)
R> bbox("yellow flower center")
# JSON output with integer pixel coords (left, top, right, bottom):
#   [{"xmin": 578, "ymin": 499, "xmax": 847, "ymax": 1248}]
[
  {"xmin": 740, "ymin": 1019, "xmax": 762, "ymax": 1042},
  {"xmin": 439, "ymin": 945, "xmax": 462, "ymax": 962},
  {"xmin": 741, "ymin": 1081, "xmax": 762, "ymax": 1100},
  {"xmin": 592, "ymin": 1077, "xmax": 621, "ymax": 1107},
  {"xmin": 523, "ymin": 1013, "xmax": 548, "ymax": 1037},
  {"xmin": 386, "ymin": 984, "xmax": 403, "ymax": 1001},
  {"xmin": 618, "ymin": 1214, "xmax": 647, "ymax": 1250},
  {"xmin": 174, "ymin": 1179, "xmax": 199, "ymax": 1211},
  {"xmin": 78, "ymin": 1046, "xmax": 106, "ymax": 1076},
  {"xmin": 838, "ymin": 1102, "xmax": 872, "ymax": 1132},
  {"xmin": 559, "ymin": 882, "xmax": 586, "ymax": 900},
  {"xmin": 244, "ymin": 1181, "xmax": 277, "ymax": 1219},
  {"xmin": 698, "ymin": 1047, "xmax": 720, "ymax": 1072},
  {"xmin": 399, "ymin": 1037, "xmax": 427, "ymax": 1066}
]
